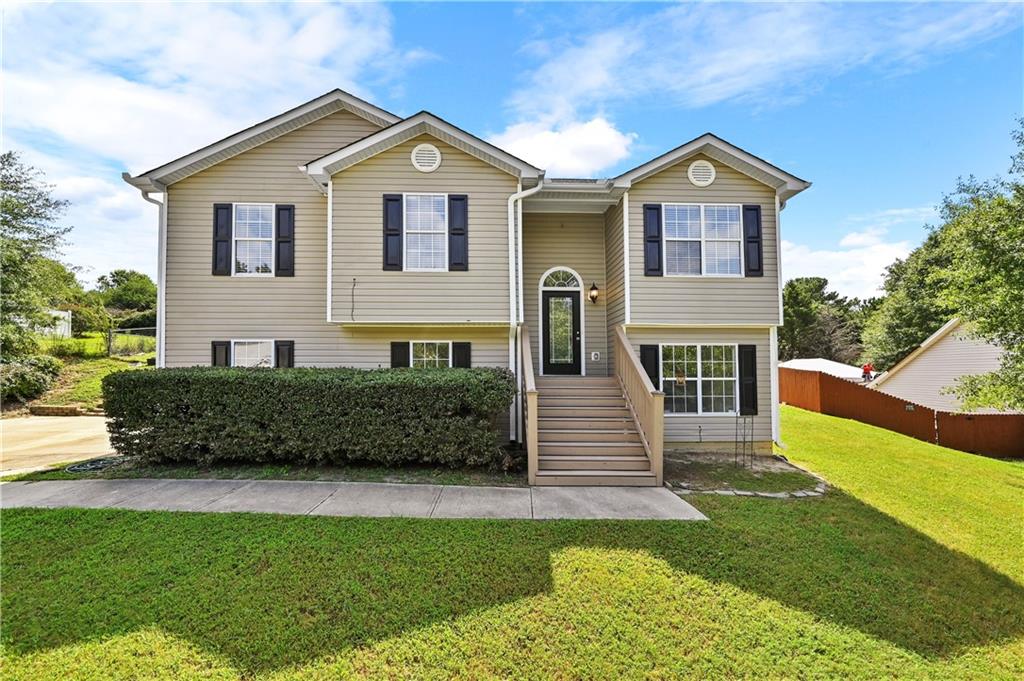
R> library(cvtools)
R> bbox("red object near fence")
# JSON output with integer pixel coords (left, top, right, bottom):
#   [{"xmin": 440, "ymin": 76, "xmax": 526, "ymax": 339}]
[{"xmin": 779, "ymin": 367, "xmax": 1023, "ymax": 459}]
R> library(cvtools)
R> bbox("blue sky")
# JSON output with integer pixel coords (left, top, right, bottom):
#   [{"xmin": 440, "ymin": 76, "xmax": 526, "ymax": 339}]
[{"xmin": 4, "ymin": 2, "xmax": 1021, "ymax": 298}]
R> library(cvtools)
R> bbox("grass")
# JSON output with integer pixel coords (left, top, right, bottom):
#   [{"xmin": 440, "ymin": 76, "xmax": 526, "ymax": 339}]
[
  {"xmin": 30, "ymin": 352, "xmax": 153, "ymax": 410},
  {"xmin": 2, "ymin": 407, "xmax": 1023, "ymax": 679},
  {"xmin": 43, "ymin": 332, "xmax": 156, "ymax": 359}
]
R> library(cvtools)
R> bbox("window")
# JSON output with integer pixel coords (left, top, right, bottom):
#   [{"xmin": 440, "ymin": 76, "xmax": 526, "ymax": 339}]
[
  {"xmin": 404, "ymin": 194, "xmax": 447, "ymax": 271},
  {"xmin": 233, "ymin": 204, "xmax": 274, "ymax": 275},
  {"xmin": 663, "ymin": 204, "xmax": 741, "ymax": 276},
  {"xmin": 232, "ymin": 340, "xmax": 274, "ymax": 367},
  {"xmin": 661, "ymin": 344, "xmax": 737, "ymax": 414},
  {"xmin": 411, "ymin": 341, "xmax": 451, "ymax": 368}
]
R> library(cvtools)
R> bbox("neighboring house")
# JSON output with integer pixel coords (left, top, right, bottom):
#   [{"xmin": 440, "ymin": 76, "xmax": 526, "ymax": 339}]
[
  {"xmin": 37, "ymin": 310, "xmax": 72, "ymax": 338},
  {"xmin": 869, "ymin": 318, "xmax": 1007, "ymax": 413},
  {"xmin": 124, "ymin": 89, "xmax": 810, "ymax": 485},
  {"xmin": 779, "ymin": 358, "xmax": 864, "ymax": 382}
]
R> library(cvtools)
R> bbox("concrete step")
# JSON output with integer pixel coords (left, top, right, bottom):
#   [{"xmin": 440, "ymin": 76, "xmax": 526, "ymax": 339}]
[
  {"xmin": 538, "ymin": 442, "xmax": 647, "ymax": 456},
  {"xmin": 539, "ymin": 386, "xmax": 624, "ymax": 397},
  {"xmin": 539, "ymin": 396, "xmax": 629, "ymax": 408},
  {"xmin": 537, "ymin": 416, "xmax": 635, "ymax": 430},
  {"xmin": 539, "ymin": 428, "xmax": 640, "ymax": 443},
  {"xmin": 538, "ymin": 455, "xmax": 651, "ymax": 471},
  {"xmin": 534, "ymin": 470, "xmax": 658, "ymax": 486},
  {"xmin": 538, "ymin": 406, "xmax": 632, "ymax": 418}
]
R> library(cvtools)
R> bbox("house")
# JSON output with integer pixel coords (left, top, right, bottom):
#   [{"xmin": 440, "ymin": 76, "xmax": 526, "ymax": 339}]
[
  {"xmin": 123, "ymin": 89, "xmax": 811, "ymax": 486},
  {"xmin": 779, "ymin": 358, "xmax": 865, "ymax": 382},
  {"xmin": 868, "ymin": 318, "xmax": 1008, "ymax": 413}
]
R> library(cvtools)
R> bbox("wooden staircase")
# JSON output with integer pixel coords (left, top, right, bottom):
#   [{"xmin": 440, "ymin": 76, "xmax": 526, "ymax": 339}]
[{"xmin": 533, "ymin": 376, "xmax": 658, "ymax": 486}]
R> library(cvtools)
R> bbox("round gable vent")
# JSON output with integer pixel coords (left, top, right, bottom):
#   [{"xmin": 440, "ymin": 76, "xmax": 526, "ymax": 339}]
[
  {"xmin": 411, "ymin": 143, "xmax": 441, "ymax": 173},
  {"xmin": 687, "ymin": 159, "xmax": 716, "ymax": 187}
]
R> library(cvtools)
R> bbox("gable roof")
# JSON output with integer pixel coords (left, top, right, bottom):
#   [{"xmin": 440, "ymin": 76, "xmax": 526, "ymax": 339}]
[
  {"xmin": 612, "ymin": 132, "xmax": 811, "ymax": 204},
  {"xmin": 868, "ymin": 318, "xmax": 963, "ymax": 388},
  {"xmin": 301, "ymin": 111, "xmax": 543, "ymax": 186},
  {"xmin": 124, "ymin": 89, "xmax": 400, "ymax": 192}
]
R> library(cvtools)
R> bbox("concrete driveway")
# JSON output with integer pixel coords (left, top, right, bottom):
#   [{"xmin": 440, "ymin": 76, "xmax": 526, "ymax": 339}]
[{"xmin": 1, "ymin": 416, "xmax": 112, "ymax": 475}]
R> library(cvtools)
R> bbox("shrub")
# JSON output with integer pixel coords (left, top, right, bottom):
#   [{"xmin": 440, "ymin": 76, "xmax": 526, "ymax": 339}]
[
  {"xmin": 1, "ymin": 355, "xmax": 63, "ymax": 402},
  {"xmin": 103, "ymin": 367, "xmax": 516, "ymax": 467},
  {"xmin": 114, "ymin": 308, "xmax": 156, "ymax": 330}
]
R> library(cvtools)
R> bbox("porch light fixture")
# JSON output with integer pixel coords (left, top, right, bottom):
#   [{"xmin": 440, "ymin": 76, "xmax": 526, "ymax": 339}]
[{"xmin": 588, "ymin": 282, "xmax": 599, "ymax": 304}]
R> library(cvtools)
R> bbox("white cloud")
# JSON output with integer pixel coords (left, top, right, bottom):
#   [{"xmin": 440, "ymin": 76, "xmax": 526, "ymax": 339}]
[
  {"xmin": 490, "ymin": 117, "xmax": 636, "ymax": 176},
  {"xmin": 783, "ymin": 206, "xmax": 937, "ymax": 299},
  {"xmin": 494, "ymin": 3, "xmax": 1018, "ymax": 177}
]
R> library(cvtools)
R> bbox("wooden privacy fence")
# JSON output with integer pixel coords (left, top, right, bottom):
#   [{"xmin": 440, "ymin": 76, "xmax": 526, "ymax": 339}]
[{"xmin": 779, "ymin": 368, "xmax": 1023, "ymax": 459}]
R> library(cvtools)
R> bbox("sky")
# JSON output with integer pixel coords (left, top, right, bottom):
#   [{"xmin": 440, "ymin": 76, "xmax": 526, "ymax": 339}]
[{"xmin": 3, "ymin": 1, "xmax": 1022, "ymax": 299}]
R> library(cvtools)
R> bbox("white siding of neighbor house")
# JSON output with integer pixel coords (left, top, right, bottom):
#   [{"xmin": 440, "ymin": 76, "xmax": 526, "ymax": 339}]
[
  {"xmin": 627, "ymin": 153, "xmax": 781, "ymax": 326},
  {"xmin": 875, "ymin": 327, "xmax": 1005, "ymax": 412},
  {"xmin": 626, "ymin": 327, "xmax": 773, "ymax": 446},
  {"xmin": 330, "ymin": 134, "xmax": 518, "ymax": 324}
]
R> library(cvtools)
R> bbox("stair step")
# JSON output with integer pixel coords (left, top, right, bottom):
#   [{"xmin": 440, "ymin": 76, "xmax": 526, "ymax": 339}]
[
  {"xmin": 539, "ymin": 396, "xmax": 629, "ymax": 407},
  {"xmin": 535, "ymin": 376, "xmax": 618, "ymax": 387},
  {"xmin": 539, "ymin": 386, "xmax": 623, "ymax": 397},
  {"xmin": 539, "ymin": 442, "xmax": 647, "ymax": 456},
  {"xmin": 539, "ymin": 455, "xmax": 651, "ymax": 471},
  {"xmin": 540, "ymin": 429, "xmax": 639, "ymax": 442},
  {"xmin": 534, "ymin": 470, "xmax": 658, "ymax": 486},
  {"xmin": 538, "ymin": 406, "xmax": 631, "ymax": 418},
  {"xmin": 537, "ymin": 416, "xmax": 635, "ymax": 430}
]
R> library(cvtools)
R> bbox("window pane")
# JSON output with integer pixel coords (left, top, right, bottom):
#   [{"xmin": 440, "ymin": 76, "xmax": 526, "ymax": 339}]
[
  {"xmin": 664, "ymin": 205, "xmax": 701, "ymax": 238},
  {"xmin": 705, "ymin": 241, "xmax": 741, "ymax": 275},
  {"xmin": 543, "ymin": 270, "xmax": 580, "ymax": 288},
  {"xmin": 412, "ymin": 341, "xmax": 450, "ymax": 368},
  {"xmin": 701, "ymin": 379, "xmax": 736, "ymax": 413},
  {"xmin": 233, "ymin": 341, "xmax": 273, "ymax": 368},
  {"xmin": 406, "ymin": 233, "xmax": 446, "ymax": 270},
  {"xmin": 235, "ymin": 240, "xmax": 272, "ymax": 274},
  {"xmin": 661, "ymin": 345, "xmax": 697, "ymax": 383},
  {"xmin": 665, "ymin": 240, "xmax": 701, "ymax": 275},
  {"xmin": 704, "ymin": 205, "xmax": 740, "ymax": 239},
  {"xmin": 664, "ymin": 379, "xmax": 698, "ymax": 413},
  {"xmin": 235, "ymin": 204, "xmax": 273, "ymax": 238},
  {"xmin": 548, "ymin": 297, "xmax": 573, "ymax": 364},
  {"xmin": 405, "ymin": 194, "xmax": 446, "ymax": 232}
]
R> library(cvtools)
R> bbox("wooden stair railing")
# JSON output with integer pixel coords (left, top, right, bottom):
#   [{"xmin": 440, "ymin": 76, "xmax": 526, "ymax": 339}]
[
  {"xmin": 519, "ymin": 324, "xmax": 539, "ymax": 485},
  {"xmin": 612, "ymin": 325, "xmax": 664, "ymax": 485}
]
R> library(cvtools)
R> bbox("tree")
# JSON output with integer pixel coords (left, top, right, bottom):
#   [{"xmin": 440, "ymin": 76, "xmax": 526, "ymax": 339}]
[
  {"xmin": 96, "ymin": 269, "xmax": 156, "ymax": 311},
  {"xmin": 779, "ymin": 277, "xmax": 869, "ymax": 364},
  {"xmin": 0, "ymin": 152, "xmax": 71, "ymax": 358},
  {"xmin": 932, "ymin": 123, "xmax": 1024, "ymax": 410}
]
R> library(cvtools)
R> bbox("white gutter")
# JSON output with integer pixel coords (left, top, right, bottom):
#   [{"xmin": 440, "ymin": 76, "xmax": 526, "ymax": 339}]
[{"xmin": 124, "ymin": 174, "xmax": 168, "ymax": 368}]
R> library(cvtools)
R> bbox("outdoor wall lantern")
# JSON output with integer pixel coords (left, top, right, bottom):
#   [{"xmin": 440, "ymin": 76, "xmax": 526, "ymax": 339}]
[{"xmin": 588, "ymin": 282, "xmax": 599, "ymax": 304}]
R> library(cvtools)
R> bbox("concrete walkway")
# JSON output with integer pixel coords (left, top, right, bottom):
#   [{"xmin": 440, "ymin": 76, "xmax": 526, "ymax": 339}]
[
  {"xmin": 0, "ymin": 479, "xmax": 707, "ymax": 520},
  {"xmin": 0, "ymin": 416, "xmax": 112, "ymax": 476}
]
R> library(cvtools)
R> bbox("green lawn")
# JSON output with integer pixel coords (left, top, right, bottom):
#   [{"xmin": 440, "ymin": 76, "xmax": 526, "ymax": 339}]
[
  {"xmin": 2, "ymin": 407, "xmax": 1022, "ymax": 679},
  {"xmin": 32, "ymin": 353, "xmax": 152, "ymax": 410}
]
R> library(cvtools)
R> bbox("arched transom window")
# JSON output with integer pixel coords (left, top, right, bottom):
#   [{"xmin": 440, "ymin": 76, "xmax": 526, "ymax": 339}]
[{"xmin": 542, "ymin": 269, "xmax": 580, "ymax": 288}]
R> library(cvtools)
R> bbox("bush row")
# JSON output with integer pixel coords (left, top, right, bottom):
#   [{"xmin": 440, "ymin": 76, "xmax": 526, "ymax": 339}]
[
  {"xmin": 1, "ymin": 355, "xmax": 64, "ymax": 402},
  {"xmin": 102, "ymin": 367, "xmax": 516, "ymax": 467}
]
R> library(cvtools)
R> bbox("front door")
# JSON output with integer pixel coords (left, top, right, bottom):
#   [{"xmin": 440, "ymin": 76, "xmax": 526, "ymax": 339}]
[{"xmin": 542, "ymin": 290, "xmax": 581, "ymax": 375}]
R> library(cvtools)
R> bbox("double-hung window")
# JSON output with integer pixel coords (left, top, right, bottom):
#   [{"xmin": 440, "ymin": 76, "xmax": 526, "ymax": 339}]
[
  {"xmin": 411, "ymin": 341, "xmax": 451, "ymax": 368},
  {"xmin": 232, "ymin": 340, "xmax": 274, "ymax": 367},
  {"xmin": 233, "ymin": 203, "xmax": 274, "ymax": 275},
  {"xmin": 404, "ymin": 194, "xmax": 447, "ymax": 271},
  {"xmin": 663, "ymin": 204, "xmax": 742, "ymax": 276},
  {"xmin": 661, "ymin": 344, "xmax": 738, "ymax": 414}
]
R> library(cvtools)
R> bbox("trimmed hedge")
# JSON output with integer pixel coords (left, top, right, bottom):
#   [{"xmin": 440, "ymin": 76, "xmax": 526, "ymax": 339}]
[
  {"xmin": 1, "ymin": 355, "xmax": 63, "ymax": 402},
  {"xmin": 102, "ymin": 367, "xmax": 516, "ymax": 467}
]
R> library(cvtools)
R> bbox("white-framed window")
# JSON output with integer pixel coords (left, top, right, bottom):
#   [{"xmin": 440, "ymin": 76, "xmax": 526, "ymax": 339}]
[
  {"xmin": 661, "ymin": 344, "xmax": 738, "ymax": 414},
  {"xmin": 411, "ymin": 341, "xmax": 452, "ymax": 368},
  {"xmin": 233, "ymin": 203, "xmax": 274, "ymax": 276},
  {"xmin": 231, "ymin": 340, "xmax": 274, "ymax": 367},
  {"xmin": 663, "ymin": 203, "xmax": 742, "ymax": 276},
  {"xmin": 404, "ymin": 194, "xmax": 447, "ymax": 271}
]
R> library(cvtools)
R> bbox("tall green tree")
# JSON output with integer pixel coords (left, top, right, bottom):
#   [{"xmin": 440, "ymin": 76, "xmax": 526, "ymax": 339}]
[
  {"xmin": 780, "ymin": 277, "xmax": 871, "ymax": 364},
  {"xmin": 0, "ymin": 152, "xmax": 71, "ymax": 358},
  {"xmin": 96, "ymin": 269, "xmax": 156, "ymax": 311}
]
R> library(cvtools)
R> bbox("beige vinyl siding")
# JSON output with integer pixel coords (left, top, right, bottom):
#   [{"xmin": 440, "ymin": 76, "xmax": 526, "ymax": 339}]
[
  {"xmin": 335, "ymin": 326, "xmax": 510, "ymax": 369},
  {"xmin": 627, "ymin": 327, "xmax": 772, "ymax": 445},
  {"xmin": 523, "ymin": 213, "xmax": 609, "ymax": 376},
  {"xmin": 330, "ymin": 135, "xmax": 517, "ymax": 323},
  {"xmin": 603, "ymin": 198, "xmax": 625, "ymax": 369},
  {"xmin": 628, "ymin": 153, "xmax": 781, "ymax": 325},
  {"xmin": 164, "ymin": 110, "xmax": 381, "ymax": 367},
  {"xmin": 875, "ymin": 328, "xmax": 1005, "ymax": 412}
]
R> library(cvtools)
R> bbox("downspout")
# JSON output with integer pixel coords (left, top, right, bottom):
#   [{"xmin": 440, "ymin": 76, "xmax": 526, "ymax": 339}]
[
  {"xmin": 125, "ymin": 177, "xmax": 167, "ymax": 368},
  {"xmin": 509, "ymin": 180, "xmax": 544, "ymax": 324}
]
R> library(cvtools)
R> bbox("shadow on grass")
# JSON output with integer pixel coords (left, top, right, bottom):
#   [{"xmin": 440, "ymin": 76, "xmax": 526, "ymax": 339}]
[{"xmin": 2, "ymin": 490, "xmax": 1022, "ymax": 674}]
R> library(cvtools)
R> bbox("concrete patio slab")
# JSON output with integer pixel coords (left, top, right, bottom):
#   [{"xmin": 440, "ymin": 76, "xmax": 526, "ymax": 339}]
[
  {"xmin": 200, "ymin": 480, "xmax": 340, "ymax": 515},
  {"xmin": 531, "ymin": 486, "xmax": 708, "ymax": 520},
  {"xmin": 432, "ymin": 485, "xmax": 532, "ymax": 519},
  {"xmin": 314, "ymin": 482, "xmax": 441, "ymax": 517},
  {"xmin": 112, "ymin": 479, "xmax": 252, "ymax": 512}
]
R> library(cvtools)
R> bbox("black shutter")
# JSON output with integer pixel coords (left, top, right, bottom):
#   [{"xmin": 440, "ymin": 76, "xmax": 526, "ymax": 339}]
[
  {"xmin": 742, "ymin": 205, "xmax": 763, "ymax": 277},
  {"xmin": 212, "ymin": 204, "xmax": 232, "ymax": 275},
  {"xmin": 738, "ymin": 344, "xmax": 758, "ymax": 415},
  {"xmin": 211, "ymin": 341, "xmax": 230, "ymax": 367},
  {"xmin": 639, "ymin": 345, "xmax": 660, "ymax": 386},
  {"xmin": 383, "ymin": 194, "xmax": 403, "ymax": 271},
  {"xmin": 643, "ymin": 204, "xmax": 663, "ymax": 276},
  {"xmin": 390, "ymin": 341, "xmax": 410, "ymax": 368},
  {"xmin": 452, "ymin": 342, "xmax": 471, "ymax": 367},
  {"xmin": 275, "ymin": 204, "xmax": 295, "ymax": 277},
  {"xmin": 274, "ymin": 340, "xmax": 294, "ymax": 368},
  {"xmin": 448, "ymin": 195, "xmax": 468, "ymax": 271}
]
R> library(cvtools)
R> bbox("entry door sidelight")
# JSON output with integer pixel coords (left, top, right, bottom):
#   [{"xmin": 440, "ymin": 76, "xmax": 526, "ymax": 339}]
[{"xmin": 542, "ymin": 290, "xmax": 581, "ymax": 375}]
